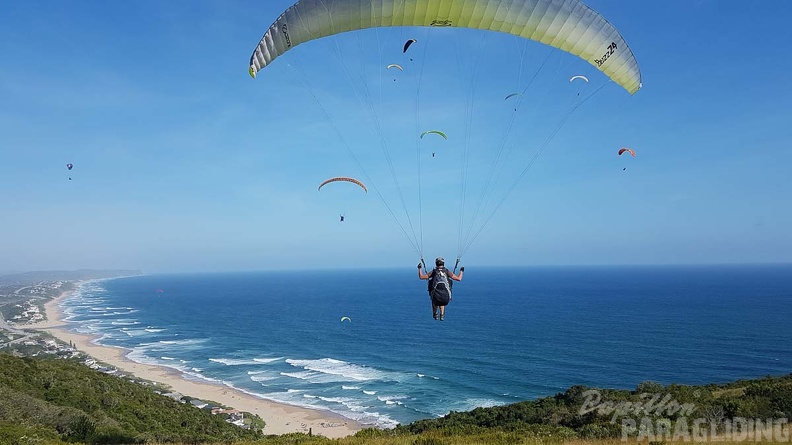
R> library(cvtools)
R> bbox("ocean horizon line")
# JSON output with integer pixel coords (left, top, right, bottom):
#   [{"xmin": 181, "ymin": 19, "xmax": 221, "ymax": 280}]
[
  {"xmin": 8, "ymin": 262, "xmax": 792, "ymax": 280},
  {"xmin": 90, "ymin": 261, "xmax": 792, "ymax": 277}
]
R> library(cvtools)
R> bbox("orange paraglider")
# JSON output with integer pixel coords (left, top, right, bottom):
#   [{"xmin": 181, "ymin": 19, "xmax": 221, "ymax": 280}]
[{"xmin": 318, "ymin": 177, "xmax": 367, "ymax": 193}]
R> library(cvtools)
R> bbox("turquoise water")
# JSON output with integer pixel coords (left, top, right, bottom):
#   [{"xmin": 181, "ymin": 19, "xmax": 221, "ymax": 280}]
[{"xmin": 60, "ymin": 265, "xmax": 792, "ymax": 428}]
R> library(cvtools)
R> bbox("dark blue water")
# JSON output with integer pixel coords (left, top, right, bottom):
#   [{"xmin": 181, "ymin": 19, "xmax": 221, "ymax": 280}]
[{"xmin": 61, "ymin": 265, "xmax": 792, "ymax": 427}]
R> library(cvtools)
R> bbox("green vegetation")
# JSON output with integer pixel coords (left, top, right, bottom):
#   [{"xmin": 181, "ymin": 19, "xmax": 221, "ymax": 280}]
[
  {"xmin": 0, "ymin": 354, "xmax": 263, "ymax": 444},
  {"xmin": 1, "ymin": 352, "xmax": 789, "ymax": 444},
  {"xmin": 389, "ymin": 376, "xmax": 792, "ymax": 438}
]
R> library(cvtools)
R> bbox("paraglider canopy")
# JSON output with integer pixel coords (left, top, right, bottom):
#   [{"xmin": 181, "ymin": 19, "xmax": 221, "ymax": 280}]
[
  {"xmin": 386, "ymin": 64, "xmax": 403, "ymax": 71},
  {"xmin": 66, "ymin": 163, "xmax": 73, "ymax": 170},
  {"xmin": 618, "ymin": 148, "xmax": 636, "ymax": 157},
  {"xmin": 318, "ymin": 177, "xmax": 368, "ymax": 193},
  {"xmin": 569, "ymin": 75, "xmax": 590, "ymax": 83},
  {"xmin": 420, "ymin": 130, "xmax": 447, "ymax": 140},
  {"xmin": 340, "ymin": 316, "xmax": 351, "ymax": 322},
  {"xmin": 248, "ymin": 0, "xmax": 643, "ymax": 94}
]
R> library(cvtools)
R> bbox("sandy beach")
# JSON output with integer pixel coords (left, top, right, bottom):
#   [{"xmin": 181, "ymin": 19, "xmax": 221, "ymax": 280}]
[{"xmin": 24, "ymin": 285, "xmax": 364, "ymax": 438}]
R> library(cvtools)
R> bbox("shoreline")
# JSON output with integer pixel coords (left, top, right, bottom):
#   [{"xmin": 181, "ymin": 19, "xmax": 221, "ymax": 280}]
[{"xmin": 24, "ymin": 283, "xmax": 364, "ymax": 438}]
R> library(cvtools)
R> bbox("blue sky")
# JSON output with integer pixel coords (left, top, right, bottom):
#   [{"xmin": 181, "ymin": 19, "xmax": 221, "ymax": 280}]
[{"xmin": 1, "ymin": 1, "xmax": 791, "ymax": 273}]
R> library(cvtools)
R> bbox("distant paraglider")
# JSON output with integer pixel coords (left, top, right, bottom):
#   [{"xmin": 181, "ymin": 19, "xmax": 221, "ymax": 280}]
[
  {"xmin": 569, "ymin": 76, "xmax": 589, "ymax": 96},
  {"xmin": 618, "ymin": 148, "xmax": 636, "ymax": 171},
  {"xmin": 340, "ymin": 316, "xmax": 351, "ymax": 322},
  {"xmin": 420, "ymin": 131, "xmax": 447, "ymax": 158},
  {"xmin": 387, "ymin": 64, "xmax": 403, "ymax": 81},
  {"xmin": 504, "ymin": 93, "xmax": 523, "ymax": 110},
  {"xmin": 66, "ymin": 163, "xmax": 73, "ymax": 180},
  {"xmin": 319, "ymin": 179, "xmax": 365, "ymax": 221}
]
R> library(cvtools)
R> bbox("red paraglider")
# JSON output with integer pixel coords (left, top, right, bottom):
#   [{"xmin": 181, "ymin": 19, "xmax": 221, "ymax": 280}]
[{"xmin": 618, "ymin": 148, "xmax": 636, "ymax": 171}]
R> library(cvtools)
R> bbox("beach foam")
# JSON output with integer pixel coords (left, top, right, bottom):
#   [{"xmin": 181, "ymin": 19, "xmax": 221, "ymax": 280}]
[
  {"xmin": 285, "ymin": 358, "xmax": 392, "ymax": 382},
  {"xmin": 210, "ymin": 357, "xmax": 279, "ymax": 366}
]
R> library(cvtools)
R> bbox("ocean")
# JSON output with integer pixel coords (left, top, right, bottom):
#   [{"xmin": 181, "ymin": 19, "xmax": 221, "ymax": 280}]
[{"xmin": 60, "ymin": 265, "xmax": 792, "ymax": 428}]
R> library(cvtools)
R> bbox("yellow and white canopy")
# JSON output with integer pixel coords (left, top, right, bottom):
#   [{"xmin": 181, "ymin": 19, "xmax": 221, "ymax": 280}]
[{"xmin": 249, "ymin": 0, "xmax": 642, "ymax": 94}]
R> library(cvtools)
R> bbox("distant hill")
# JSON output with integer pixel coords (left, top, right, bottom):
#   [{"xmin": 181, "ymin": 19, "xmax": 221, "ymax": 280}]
[{"xmin": 0, "ymin": 270, "xmax": 143, "ymax": 286}]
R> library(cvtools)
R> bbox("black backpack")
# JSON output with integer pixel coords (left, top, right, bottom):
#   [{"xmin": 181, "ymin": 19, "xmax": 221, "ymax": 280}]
[{"xmin": 428, "ymin": 267, "xmax": 452, "ymax": 304}]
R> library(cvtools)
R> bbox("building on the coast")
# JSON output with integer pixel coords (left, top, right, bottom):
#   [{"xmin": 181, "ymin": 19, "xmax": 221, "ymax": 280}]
[
  {"xmin": 209, "ymin": 408, "xmax": 246, "ymax": 427},
  {"xmin": 189, "ymin": 399, "xmax": 208, "ymax": 409},
  {"xmin": 211, "ymin": 408, "xmax": 241, "ymax": 415},
  {"xmin": 163, "ymin": 392, "xmax": 184, "ymax": 401}
]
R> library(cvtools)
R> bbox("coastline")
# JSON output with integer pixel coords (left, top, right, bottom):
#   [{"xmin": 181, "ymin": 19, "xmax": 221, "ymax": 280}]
[{"xmin": 25, "ymin": 283, "xmax": 364, "ymax": 438}]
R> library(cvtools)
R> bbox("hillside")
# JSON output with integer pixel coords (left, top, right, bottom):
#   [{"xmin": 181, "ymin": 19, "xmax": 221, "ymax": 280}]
[
  {"xmin": 0, "ymin": 354, "xmax": 263, "ymax": 444},
  {"xmin": 1, "ymin": 352, "xmax": 789, "ymax": 444}
]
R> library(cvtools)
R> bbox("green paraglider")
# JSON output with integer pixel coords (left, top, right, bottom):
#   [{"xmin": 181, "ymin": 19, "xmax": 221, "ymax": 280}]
[{"xmin": 420, "ymin": 130, "xmax": 447, "ymax": 140}]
